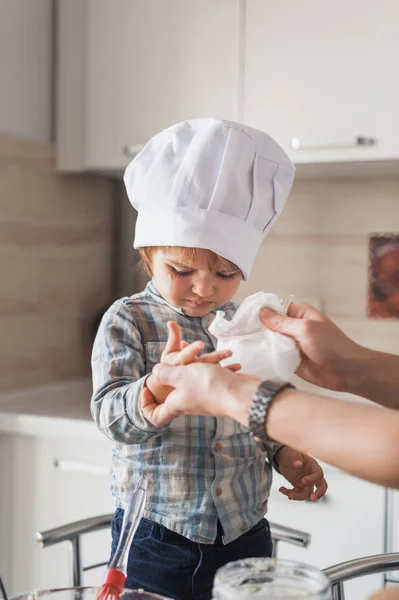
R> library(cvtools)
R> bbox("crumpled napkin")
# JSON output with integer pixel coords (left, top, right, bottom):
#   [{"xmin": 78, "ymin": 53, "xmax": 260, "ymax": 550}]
[{"xmin": 209, "ymin": 291, "xmax": 300, "ymax": 382}]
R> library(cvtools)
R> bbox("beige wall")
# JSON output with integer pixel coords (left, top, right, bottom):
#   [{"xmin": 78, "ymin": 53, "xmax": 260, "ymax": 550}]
[
  {"xmin": 0, "ymin": 135, "xmax": 114, "ymax": 392},
  {"xmin": 237, "ymin": 177, "xmax": 399, "ymax": 356}
]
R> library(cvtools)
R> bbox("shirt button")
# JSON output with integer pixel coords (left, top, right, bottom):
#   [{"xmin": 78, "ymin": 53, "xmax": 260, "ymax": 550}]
[
  {"xmin": 216, "ymin": 487, "xmax": 223, "ymax": 497},
  {"xmin": 215, "ymin": 442, "xmax": 222, "ymax": 452}
]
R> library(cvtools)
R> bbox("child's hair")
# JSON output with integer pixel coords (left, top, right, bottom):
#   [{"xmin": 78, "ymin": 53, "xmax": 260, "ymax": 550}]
[{"xmin": 139, "ymin": 246, "xmax": 240, "ymax": 276}]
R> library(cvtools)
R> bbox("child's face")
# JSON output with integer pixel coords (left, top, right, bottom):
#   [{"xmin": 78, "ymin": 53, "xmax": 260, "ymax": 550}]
[{"xmin": 151, "ymin": 249, "xmax": 242, "ymax": 317}]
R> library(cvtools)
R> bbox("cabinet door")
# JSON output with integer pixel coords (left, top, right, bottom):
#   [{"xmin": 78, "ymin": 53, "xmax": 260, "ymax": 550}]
[
  {"xmin": 385, "ymin": 488, "xmax": 399, "ymax": 583},
  {"xmin": 85, "ymin": 0, "xmax": 240, "ymax": 169},
  {"xmin": 244, "ymin": 0, "xmax": 399, "ymax": 164},
  {"xmin": 268, "ymin": 465, "xmax": 385, "ymax": 600},
  {"xmin": 33, "ymin": 436, "xmax": 114, "ymax": 589}
]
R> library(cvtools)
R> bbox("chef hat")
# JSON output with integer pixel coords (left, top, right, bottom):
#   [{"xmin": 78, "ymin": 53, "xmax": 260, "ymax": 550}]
[{"xmin": 124, "ymin": 118, "xmax": 295, "ymax": 280}]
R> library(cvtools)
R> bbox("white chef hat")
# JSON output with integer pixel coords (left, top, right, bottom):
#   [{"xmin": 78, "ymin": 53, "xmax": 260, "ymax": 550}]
[{"xmin": 124, "ymin": 118, "xmax": 295, "ymax": 280}]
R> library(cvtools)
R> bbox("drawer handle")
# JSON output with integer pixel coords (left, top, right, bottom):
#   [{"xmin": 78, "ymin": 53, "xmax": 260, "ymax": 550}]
[
  {"xmin": 290, "ymin": 136, "xmax": 377, "ymax": 151},
  {"xmin": 123, "ymin": 144, "xmax": 144, "ymax": 158},
  {"xmin": 53, "ymin": 458, "xmax": 109, "ymax": 477}
]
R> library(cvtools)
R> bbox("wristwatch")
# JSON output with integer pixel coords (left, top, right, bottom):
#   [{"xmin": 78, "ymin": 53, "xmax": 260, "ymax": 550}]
[{"xmin": 248, "ymin": 380, "xmax": 295, "ymax": 442}]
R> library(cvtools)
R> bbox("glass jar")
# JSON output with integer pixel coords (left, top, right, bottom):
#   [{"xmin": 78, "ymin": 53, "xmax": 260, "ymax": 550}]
[
  {"xmin": 10, "ymin": 588, "xmax": 172, "ymax": 600},
  {"xmin": 212, "ymin": 558, "xmax": 332, "ymax": 599}
]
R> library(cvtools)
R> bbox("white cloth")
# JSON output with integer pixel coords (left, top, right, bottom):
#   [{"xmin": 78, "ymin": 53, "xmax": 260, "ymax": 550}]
[
  {"xmin": 209, "ymin": 292, "xmax": 300, "ymax": 382},
  {"xmin": 124, "ymin": 118, "xmax": 295, "ymax": 280}
]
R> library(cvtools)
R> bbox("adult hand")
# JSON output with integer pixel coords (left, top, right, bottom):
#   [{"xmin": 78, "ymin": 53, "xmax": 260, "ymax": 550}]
[
  {"xmin": 142, "ymin": 362, "xmax": 260, "ymax": 428},
  {"xmin": 260, "ymin": 303, "xmax": 366, "ymax": 392}
]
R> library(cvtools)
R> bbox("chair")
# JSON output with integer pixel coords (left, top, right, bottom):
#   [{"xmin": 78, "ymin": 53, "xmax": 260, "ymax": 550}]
[
  {"xmin": 324, "ymin": 553, "xmax": 399, "ymax": 600},
  {"xmin": 36, "ymin": 515, "xmax": 311, "ymax": 587}
]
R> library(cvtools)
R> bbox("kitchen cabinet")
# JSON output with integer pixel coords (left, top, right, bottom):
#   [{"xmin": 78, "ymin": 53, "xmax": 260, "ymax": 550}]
[
  {"xmin": 0, "ymin": 1, "xmax": 52, "ymax": 142},
  {"xmin": 57, "ymin": 1, "xmax": 399, "ymax": 173},
  {"xmin": 385, "ymin": 488, "xmax": 399, "ymax": 584},
  {"xmin": 33, "ymin": 436, "xmax": 114, "ymax": 590},
  {"xmin": 57, "ymin": 0, "xmax": 241, "ymax": 171},
  {"xmin": 244, "ymin": 0, "xmax": 399, "ymax": 165},
  {"xmin": 268, "ymin": 464, "xmax": 385, "ymax": 600},
  {"xmin": 0, "ymin": 424, "xmax": 114, "ymax": 595}
]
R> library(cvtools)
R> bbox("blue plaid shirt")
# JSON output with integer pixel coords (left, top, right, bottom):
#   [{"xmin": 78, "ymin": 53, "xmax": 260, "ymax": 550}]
[{"xmin": 91, "ymin": 280, "xmax": 281, "ymax": 544}]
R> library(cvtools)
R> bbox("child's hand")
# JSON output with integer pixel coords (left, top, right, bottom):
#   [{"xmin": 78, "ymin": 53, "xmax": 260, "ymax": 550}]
[
  {"xmin": 143, "ymin": 322, "xmax": 240, "ymax": 422},
  {"xmin": 161, "ymin": 322, "xmax": 235, "ymax": 368},
  {"xmin": 275, "ymin": 446, "xmax": 328, "ymax": 502}
]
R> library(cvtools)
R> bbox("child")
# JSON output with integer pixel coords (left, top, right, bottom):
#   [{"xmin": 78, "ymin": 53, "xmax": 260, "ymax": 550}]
[{"xmin": 91, "ymin": 118, "xmax": 326, "ymax": 600}]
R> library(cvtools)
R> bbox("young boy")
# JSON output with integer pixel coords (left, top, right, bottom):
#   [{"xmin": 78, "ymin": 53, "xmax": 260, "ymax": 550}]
[{"xmin": 91, "ymin": 119, "xmax": 326, "ymax": 600}]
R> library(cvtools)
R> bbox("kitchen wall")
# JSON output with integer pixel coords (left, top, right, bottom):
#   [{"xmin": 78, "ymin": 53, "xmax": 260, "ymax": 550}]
[
  {"xmin": 238, "ymin": 176, "xmax": 399, "ymax": 357},
  {"xmin": 0, "ymin": 134, "xmax": 114, "ymax": 393}
]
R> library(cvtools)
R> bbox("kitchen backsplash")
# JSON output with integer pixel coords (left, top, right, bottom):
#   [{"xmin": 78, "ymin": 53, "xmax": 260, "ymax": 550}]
[
  {"xmin": 0, "ymin": 135, "xmax": 114, "ymax": 392},
  {"xmin": 236, "ymin": 176, "xmax": 399, "ymax": 356}
]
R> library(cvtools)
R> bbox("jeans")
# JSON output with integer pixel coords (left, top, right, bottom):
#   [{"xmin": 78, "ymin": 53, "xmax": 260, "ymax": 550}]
[{"xmin": 110, "ymin": 510, "xmax": 273, "ymax": 600}]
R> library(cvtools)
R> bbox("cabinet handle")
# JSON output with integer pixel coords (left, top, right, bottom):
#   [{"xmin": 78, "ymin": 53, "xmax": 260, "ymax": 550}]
[
  {"xmin": 123, "ymin": 144, "xmax": 144, "ymax": 158},
  {"xmin": 53, "ymin": 458, "xmax": 109, "ymax": 477},
  {"xmin": 290, "ymin": 136, "xmax": 377, "ymax": 151}
]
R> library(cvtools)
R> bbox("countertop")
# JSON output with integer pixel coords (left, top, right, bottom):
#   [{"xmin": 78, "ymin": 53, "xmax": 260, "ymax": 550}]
[
  {"xmin": 0, "ymin": 378, "xmax": 92, "ymax": 420},
  {"xmin": 0, "ymin": 378, "xmax": 104, "ymax": 439}
]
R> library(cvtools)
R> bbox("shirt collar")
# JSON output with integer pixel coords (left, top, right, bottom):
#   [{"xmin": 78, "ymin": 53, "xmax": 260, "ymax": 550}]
[
  {"xmin": 146, "ymin": 279, "xmax": 186, "ymax": 315},
  {"xmin": 145, "ymin": 278, "xmax": 236, "ymax": 319}
]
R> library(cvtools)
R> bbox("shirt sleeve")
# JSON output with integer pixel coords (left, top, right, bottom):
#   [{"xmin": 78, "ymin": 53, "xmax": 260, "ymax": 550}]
[{"xmin": 90, "ymin": 299, "xmax": 169, "ymax": 444}]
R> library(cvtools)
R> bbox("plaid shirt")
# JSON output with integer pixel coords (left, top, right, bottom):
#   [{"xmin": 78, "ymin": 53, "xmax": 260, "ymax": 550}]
[{"xmin": 91, "ymin": 280, "xmax": 281, "ymax": 544}]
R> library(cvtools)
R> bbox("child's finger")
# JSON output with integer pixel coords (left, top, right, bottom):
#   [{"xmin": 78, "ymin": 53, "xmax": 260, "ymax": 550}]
[
  {"xmin": 174, "ymin": 341, "xmax": 205, "ymax": 365},
  {"xmin": 289, "ymin": 490, "xmax": 313, "ymax": 501},
  {"xmin": 279, "ymin": 486, "xmax": 292, "ymax": 497},
  {"xmin": 226, "ymin": 363, "xmax": 241, "ymax": 372},
  {"xmin": 197, "ymin": 349, "xmax": 232, "ymax": 364},
  {"xmin": 162, "ymin": 322, "xmax": 182, "ymax": 358},
  {"xmin": 301, "ymin": 472, "xmax": 324, "ymax": 487},
  {"xmin": 180, "ymin": 341, "xmax": 190, "ymax": 350},
  {"xmin": 310, "ymin": 477, "xmax": 328, "ymax": 501}
]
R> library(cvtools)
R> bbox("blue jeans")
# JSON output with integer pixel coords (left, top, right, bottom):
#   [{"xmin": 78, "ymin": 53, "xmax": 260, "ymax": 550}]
[{"xmin": 110, "ymin": 510, "xmax": 273, "ymax": 600}]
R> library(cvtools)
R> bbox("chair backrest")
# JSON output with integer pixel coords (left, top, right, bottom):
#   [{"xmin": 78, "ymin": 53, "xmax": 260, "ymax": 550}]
[
  {"xmin": 36, "ymin": 516, "xmax": 310, "ymax": 586},
  {"xmin": 324, "ymin": 553, "xmax": 399, "ymax": 600}
]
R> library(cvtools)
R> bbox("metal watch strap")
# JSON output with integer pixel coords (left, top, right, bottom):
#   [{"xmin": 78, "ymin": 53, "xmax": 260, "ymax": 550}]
[{"xmin": 248, "ymin": 381, "xmax": 295, "ymax": 442}]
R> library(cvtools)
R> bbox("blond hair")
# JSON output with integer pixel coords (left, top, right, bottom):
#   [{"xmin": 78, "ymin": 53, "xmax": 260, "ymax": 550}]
[{"xmin": 138, "ymin": 246, "xmax": 239, "ymax": 276}]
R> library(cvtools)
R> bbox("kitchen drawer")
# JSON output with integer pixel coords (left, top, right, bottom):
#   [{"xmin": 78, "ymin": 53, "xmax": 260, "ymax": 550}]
[{"xmin": 33, "ymin": 436, "xmax": 114, "ymax": 589}]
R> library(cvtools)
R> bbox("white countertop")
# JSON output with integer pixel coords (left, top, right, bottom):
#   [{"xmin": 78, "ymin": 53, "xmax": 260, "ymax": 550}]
[
  {"xmin": 0, "ymin": 378, "xmax": 106, "ymax": 439},
  {"xmin": 0, "ymin": 411, "xmax": 104, "ymax": 440}
]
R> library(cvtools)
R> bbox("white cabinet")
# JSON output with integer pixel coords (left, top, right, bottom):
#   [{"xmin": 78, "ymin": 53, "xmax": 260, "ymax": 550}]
[
  {"xmin": 0, "ymin": 428, "xmax": 114, "ymax": 596},
  {"xmin": 33, "ymin": 436, "xmax": 114, "ymax": 590},
  {"xmin": 57, "ymin": 0, "xmax": 240, "ymax": 171},
  {"xmin": 385, "ymin": 488, "xmax": 399, "ymax": 584},
  {"xmin": 244, "ymin": 0, "xmax": 399, "ymax": 165},
  {"xmin": 268, "ymin": 464, "xmax": 385, "ymax": 600},
  {"xmin": 57, "ymin": 0, "xmax": 399, "ymax": 172},
  {"xmin": 0, "ymin": 0, "xmax": 52, "ymax": 142}
]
